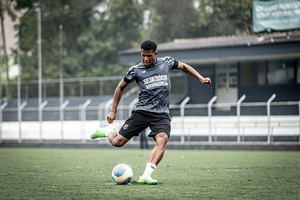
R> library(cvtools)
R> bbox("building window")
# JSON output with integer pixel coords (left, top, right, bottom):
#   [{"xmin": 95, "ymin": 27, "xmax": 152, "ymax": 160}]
[
  {"xmin": 267, "ymin": 60, "xmax": 295, "ymax": 85},
  {"xmin": 240, "ymin": 59, "xmax": 298, "ymax": 86}
]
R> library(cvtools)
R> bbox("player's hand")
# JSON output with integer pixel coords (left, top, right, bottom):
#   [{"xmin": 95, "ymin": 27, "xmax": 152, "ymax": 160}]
[
  {"xmin": 201, "ymin": 77, "xmax": 211, "ymax": 84},
  {"xmin": 107, "ymin": 111, "xmax": 116, "ymax": 124}
]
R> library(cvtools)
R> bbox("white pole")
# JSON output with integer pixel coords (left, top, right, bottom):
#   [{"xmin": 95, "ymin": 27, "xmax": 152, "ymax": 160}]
[
  {"xmin": 180, "ymin": 96, "xmax": 190, "ymax": 144},
  {"xmin": 60, "ymin": 100, "xmax": 69, "ymax": 142},
  {"xmin": 81, "ymin": 99, "xmax": 91, "ymax": 142},
  {"xmin": 0, "ymin": 102, "xmax": 8, "ymax": 142},
  {"xmin": 208, "ymin": 96, "xmax": 217, "ymax": 143},
  {"xmin": 39, "ymin": 100, "xmax": 48, "ymax": 142},
  {"xmin": 18, "ymin": 101, "xmax": 27, "ymax": 142},
  {"xmin": 267, "ymin": 94, "xmax": 276, "ymax": 144},
  {"xmin": 237, "ymin": 94, "xmax": 246, "ymax": 143}
]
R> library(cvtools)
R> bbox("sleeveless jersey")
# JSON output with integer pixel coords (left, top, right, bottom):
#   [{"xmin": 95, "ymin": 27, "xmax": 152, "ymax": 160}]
[{"xmin": 124, "ymin": 56, "xmax": 178, "ymax": 113}]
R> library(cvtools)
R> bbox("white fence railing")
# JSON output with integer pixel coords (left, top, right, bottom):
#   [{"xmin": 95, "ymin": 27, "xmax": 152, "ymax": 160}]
[{"xmin": 0, "ymin": 95, "xmax": 299, "ymax": 144}]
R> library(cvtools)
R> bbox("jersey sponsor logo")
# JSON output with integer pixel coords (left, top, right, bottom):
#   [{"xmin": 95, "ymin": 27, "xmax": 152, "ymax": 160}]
[
  {"xmin": 143, "ymin": 75, "xmax": 167, "ymax": 84},
  {"xmin": 142, "ymin": 75, "xmax": 168, "ymax": 89}
]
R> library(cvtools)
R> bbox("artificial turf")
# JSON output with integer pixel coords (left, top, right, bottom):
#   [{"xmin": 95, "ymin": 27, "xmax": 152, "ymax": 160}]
[{"xmin": 0, "ymin": 148, "xmax": 299, "ymax": 199}]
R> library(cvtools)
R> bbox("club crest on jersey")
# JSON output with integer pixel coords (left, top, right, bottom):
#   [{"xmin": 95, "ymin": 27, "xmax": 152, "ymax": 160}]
[
  {"xmin": 159, "ymin": 65, "xmax": 165, "ymax": 70},
  {"xmin": 123, "ymin": 124, "xmax": 129, "ymax": 130}
]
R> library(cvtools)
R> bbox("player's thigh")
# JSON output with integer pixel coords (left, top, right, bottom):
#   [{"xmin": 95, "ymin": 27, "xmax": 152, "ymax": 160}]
[
  {"xmin": 119, "ymin": 111, "xmax": 149, "ymax": 140},
  {"xmin": 149, "ymin": 116, "xmax": 171, "ymax": 139}
]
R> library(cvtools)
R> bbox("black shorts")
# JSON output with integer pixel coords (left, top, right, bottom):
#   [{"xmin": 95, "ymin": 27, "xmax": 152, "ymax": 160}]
[{"xmin": 119, "ymin": 110, "xmax": 171, "ymax": 140}]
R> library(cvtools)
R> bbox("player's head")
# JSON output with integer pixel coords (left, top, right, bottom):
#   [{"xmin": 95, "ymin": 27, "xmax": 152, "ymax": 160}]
[
  {"xmin": 140, "ymin": 40, "xmax": 158, "ymax": 67},
  {"xmin": 141, "ymin": 40, "xmax": 157, "ymax": 52}
]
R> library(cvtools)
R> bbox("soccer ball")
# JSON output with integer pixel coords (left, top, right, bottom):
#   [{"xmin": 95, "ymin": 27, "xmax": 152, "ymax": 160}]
[{"xmin": 111, "ymin": 164, "xmax": 133, "ymax": 184}]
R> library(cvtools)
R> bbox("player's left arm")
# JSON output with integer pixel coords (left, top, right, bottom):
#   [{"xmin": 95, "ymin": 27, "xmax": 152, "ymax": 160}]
[{"xmin": 177, "ymin": 61, "xmax": 211, "ymax": 84}]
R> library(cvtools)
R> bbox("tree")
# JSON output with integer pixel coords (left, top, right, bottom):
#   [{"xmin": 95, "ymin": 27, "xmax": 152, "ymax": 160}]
[
  {"xmin": 197, "ymin": 0, "xmax": 253, "ymax": 37},
  {"xmin": 15, "ymin": 0, "xmax": 143, "ymax": 80},
  {"xmin": 70, "ymin": 0, "xmax": 144, "ymax": 76},
  {"xmin": 15, "ymin": 0, "xmax": 103, "ymax": 80},
  {"xmin": 142, "ymin": 0, "xmax": 253, "ymax": 42},
  {"xmin": 13, "ymin": 0, "xmax": 254, "ymax": 82},
  {"xmin": 0, "ymin": 0, "xmax": 18, "ymax": 99},
  {"xmin": 143, "ymin": 0, "xmax": 200, "ymax": 43}
]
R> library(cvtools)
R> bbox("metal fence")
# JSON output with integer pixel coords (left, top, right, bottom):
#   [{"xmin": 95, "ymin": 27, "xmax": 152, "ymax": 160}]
[
  {"xmin": 3, "ymin": 73, "xmax": 186, "ymax": 99},
  {"xmin": 0, "ymin": 93, "xmax": 299, "ymax": 144}
]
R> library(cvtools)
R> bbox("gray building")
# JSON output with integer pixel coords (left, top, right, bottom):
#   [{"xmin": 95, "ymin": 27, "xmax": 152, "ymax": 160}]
[{"xmin": 119, "ymin": 32, "xmax": 300, "ymax": 115}]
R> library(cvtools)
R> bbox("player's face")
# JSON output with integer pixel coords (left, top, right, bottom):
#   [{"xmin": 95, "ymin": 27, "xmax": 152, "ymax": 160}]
[{"xmin": 141, "ymin": 49, "xmax": 157, "ymax": 67}]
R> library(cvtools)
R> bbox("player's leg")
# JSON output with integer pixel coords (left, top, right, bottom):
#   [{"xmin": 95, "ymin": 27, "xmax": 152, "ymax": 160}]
[
  {"xmin": 91, "ymin": 111, "xmax": 147, "ymax": 148},
  {"xmin": 90, "ymin": 125, "xmax": 129, "ymax": 147},
  {"xmin": 138, "ymin": 114, "xmax": 170, "ymax": 185},
  {"xmin": 148, "ymin": 132, "xmax": 168, "ymax": 166},
  {"xmin": 108, "ymin": 131, "xmax": 129, "ymax": 147},
  {"xmin": 90, "ymin": 123, "xmax": 115, "ymax": 139},
  {"xmin": 138, "ymin": 132, "xmax": 168, "ymax": 185}
]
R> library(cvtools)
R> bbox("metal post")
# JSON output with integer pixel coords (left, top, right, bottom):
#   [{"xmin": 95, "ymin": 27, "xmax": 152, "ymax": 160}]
[
  {"xmin": 208, "ymin": 96, "xmax": 217, "ymax": 143},
  {"xmin": 60, "ymin": 100, "xmax": 69, "ymax": 142},
  {"xmin": 81, "ymin": 99, "xmax": 91, "ymax": 142},
  {"xmin": 59, "ymin": 24, "xmax": 64, "ymax": 117},
  {"xmin": 267, "ymin": 94, "xmax": 276, "ymax": 144},
  {"xmin": 0, "ymin": 102, "xmax": 8, "ymax": 142},
  {"xmin": 237, "ymin": 94, "xmax": 246, "ymax": 143},
  {"xmin": 36, "ymin": 6, "xmax": 43, "ymax": 142},
  {"xmin": 17, "ymin": 32, "xmax": 22, "ymax": 142},
  {"xmin": 180, "ymin": 96, "xmax": 190, "ymax": 143},
  {"xmin": 18, "ymin": 101, "xmax": 27, "ymax": 142},
  {"xmin": 39, "ymin": 100, "xmax": 48, "ymax": 142}
]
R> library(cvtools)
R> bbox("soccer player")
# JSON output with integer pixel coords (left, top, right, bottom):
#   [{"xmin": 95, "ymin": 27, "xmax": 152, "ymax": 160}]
[{"xmin": 91, "ymin": 40, "xmax": 211, "ymax": 184}]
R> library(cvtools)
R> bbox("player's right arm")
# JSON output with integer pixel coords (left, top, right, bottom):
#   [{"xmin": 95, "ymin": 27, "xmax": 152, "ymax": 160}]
[{"xmin": 107, "ymin": 79, "xmax": 129, "ymax": 123}]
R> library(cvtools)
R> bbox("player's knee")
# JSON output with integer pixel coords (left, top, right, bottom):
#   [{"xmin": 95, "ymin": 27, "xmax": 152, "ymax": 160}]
[
  {"xmin": 110, "ymin": 131, "xmax": 118, "ymax": 138},
  {"xmin": 111, "ymin": 141, "xmax": 124, "ymax": 147},
  {"xmin": 156, "ymin": 132, "xmax": 168, "ymax": 144},
  {"xmin": 110, "ymin": 135, "xmax": 128, "ymax": 147}
]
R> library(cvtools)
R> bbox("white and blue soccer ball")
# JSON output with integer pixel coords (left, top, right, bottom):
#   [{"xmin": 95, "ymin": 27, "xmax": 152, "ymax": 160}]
[{"xmin": 111, "ymin": 164, "xmax": 133, "ymax": 184}]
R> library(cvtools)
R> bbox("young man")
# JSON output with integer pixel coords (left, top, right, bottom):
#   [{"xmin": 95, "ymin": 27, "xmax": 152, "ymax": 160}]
[{"xmin": 91, "ymin": 40, "xmax": 211, "ymax": 185}]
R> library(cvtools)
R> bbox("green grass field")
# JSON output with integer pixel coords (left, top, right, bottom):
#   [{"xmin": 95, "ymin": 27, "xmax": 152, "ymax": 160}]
[{"xmin": 0, "ymin": 148, "xmax": 299, "ymax": 200}]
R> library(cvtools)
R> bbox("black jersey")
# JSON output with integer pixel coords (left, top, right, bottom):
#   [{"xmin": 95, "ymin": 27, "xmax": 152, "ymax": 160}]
[{"xmin": 124, "ymin": 56, "xmax": 178, "ymax": 113}]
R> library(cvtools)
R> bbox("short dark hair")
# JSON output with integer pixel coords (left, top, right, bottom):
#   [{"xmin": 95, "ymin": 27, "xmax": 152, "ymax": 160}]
[{"xmin": 140, "ymin": 40, "xmax": 157, "ymax": 51}]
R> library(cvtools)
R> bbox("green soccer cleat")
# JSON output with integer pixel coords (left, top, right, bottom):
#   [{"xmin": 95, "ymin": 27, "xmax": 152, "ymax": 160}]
[
  {"xmin": 138, "ymin": 174, "xmax": 158, "ymax": 185},
  {"xmin": 90, "ymin": 124, "xmax": 115, "ymax": 139}
]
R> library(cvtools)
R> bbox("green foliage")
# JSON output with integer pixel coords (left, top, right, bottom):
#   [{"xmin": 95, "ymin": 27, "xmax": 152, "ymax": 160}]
[
  {"xmin": 0, "ymin": 148, "xmax": 299, "ymax": 199},
  {"xmin": 11, "ymin": 0, "xmax": 254, "ymax": 81},
  {"xmin": 15, "ymin": 0, "xmax": 143, "ymax": 79},
  {"xmin": 73, "ymin": 0, "xmax": 144, "ymax": 77},
  {"xmin": 198, "ymin": 0, "xmax": 253, "ymax": 36},
  {"xmin": 143, "ymin": 0, "xmax": 201, "ymax": 42}
]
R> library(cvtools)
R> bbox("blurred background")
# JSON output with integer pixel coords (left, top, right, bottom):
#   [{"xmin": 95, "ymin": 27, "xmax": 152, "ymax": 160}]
[{"xmin": 0, "ymin": 0, "xmax": 299, "ymax": 147}]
